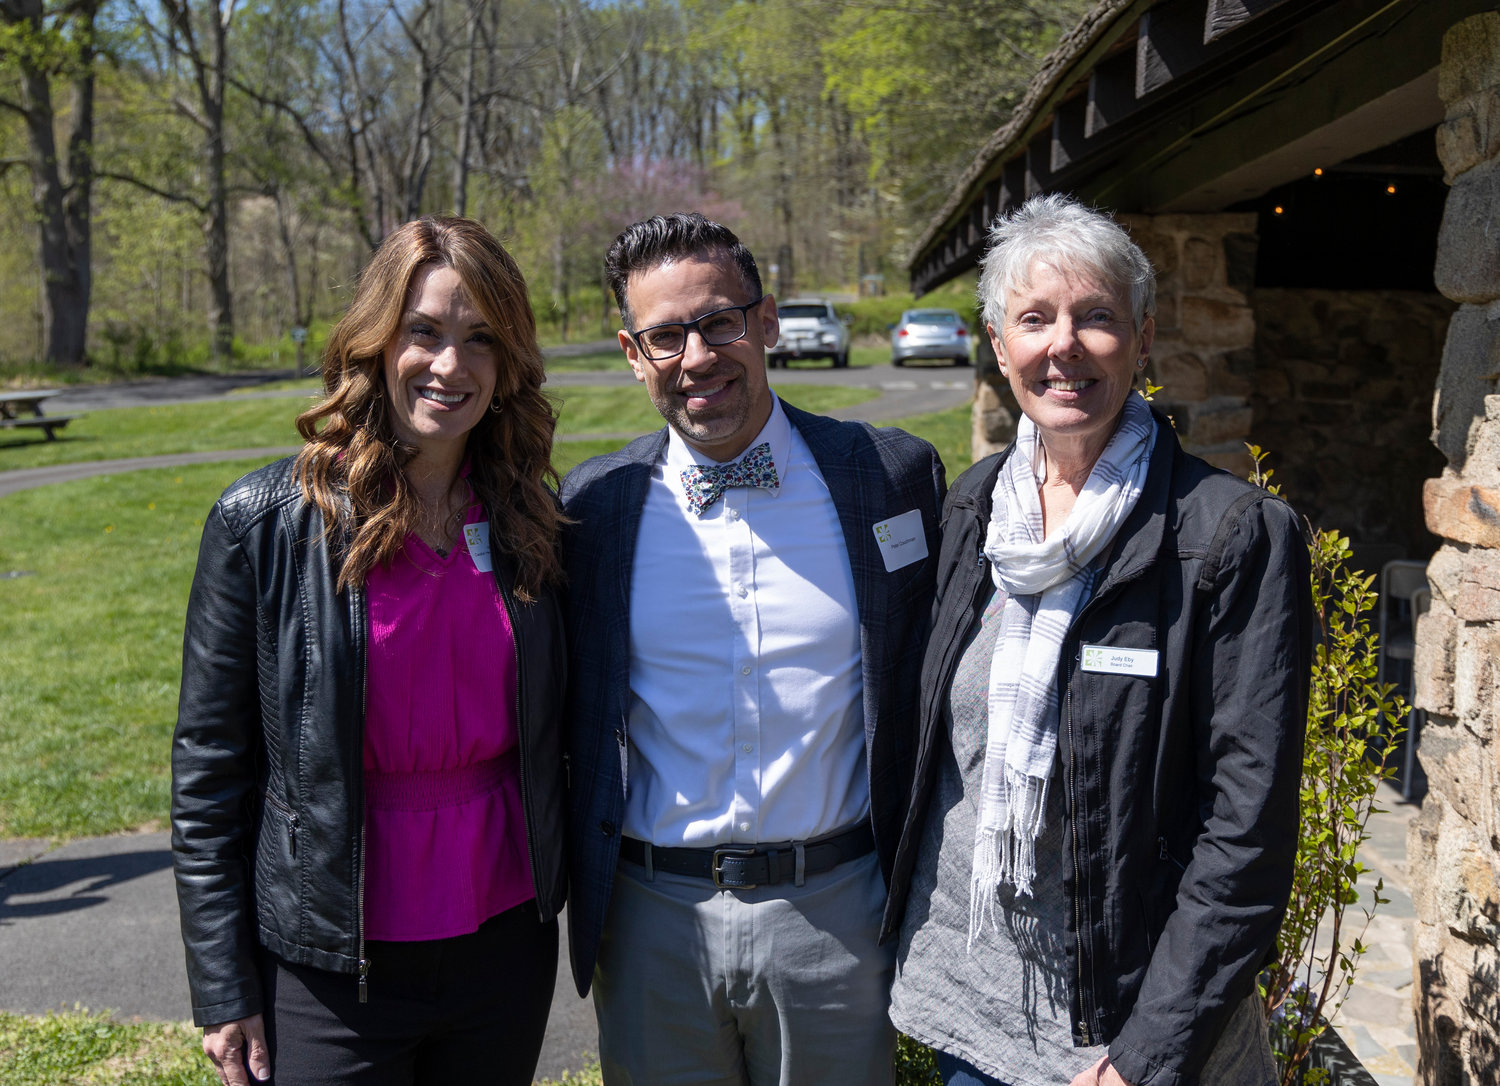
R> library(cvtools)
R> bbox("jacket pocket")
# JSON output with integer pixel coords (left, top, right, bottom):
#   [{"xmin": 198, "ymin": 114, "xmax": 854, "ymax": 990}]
[
  {"xmin": 254, "ymin": 790, "xmax": 301, "ymax": 937},
  {"xmin": 261, "ymin": 790, "xmax": 299, "ymax": 857}
]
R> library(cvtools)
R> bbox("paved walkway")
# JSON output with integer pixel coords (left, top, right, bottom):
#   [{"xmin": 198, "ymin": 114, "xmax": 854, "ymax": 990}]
[
  {"xmin": 1, "ymin": 363, "xmax": 973, "ymax": 499},
  {"xmin": 0, "ymin": 786, "xmax": 1422, "ymax": 1085},
  {"xmin": 0, "ymin": 831, "xmax": 598, "ymax": 1082},
  {"xmin": 1325, "ymin": 781, "xmax": 1422, "ymax": 1085}
]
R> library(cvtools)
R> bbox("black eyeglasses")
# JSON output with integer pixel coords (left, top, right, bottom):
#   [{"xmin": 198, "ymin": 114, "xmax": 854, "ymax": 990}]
[{"xmin": 629, "ymin": 297, "xmax": 765, "ymax": 361}]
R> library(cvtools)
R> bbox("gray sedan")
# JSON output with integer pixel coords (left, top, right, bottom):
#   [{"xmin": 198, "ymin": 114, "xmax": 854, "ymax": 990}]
[{"xmin": 890, "ymin": 308, "xmax": 973, "ymax": 367}]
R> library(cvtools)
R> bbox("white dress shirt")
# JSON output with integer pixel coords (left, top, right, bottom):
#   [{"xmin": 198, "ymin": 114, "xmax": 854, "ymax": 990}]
[{"xmin": 624, "ymin": 394, "xmax": 867, "ymax": 847}]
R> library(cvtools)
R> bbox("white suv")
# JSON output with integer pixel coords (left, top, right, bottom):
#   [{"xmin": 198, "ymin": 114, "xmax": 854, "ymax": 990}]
[{"xmin": 768, "ymin": 299, "xmax": 851, "ymax": 368}]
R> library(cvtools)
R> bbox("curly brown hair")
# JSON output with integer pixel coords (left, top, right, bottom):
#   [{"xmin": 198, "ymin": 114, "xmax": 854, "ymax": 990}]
[{"xmin": 293, "ymin": 216, "xmax": 562, "ymax": 599}]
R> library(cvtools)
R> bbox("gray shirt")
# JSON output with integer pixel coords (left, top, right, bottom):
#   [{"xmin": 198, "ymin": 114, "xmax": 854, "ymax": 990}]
[
  {"xmin": 892, "ymin": 585, "xmax": 1105, "ymax": 1083},
  {"xmin": 891, "ymin": 584, "xmax": 1275, "ymax": 1085}
]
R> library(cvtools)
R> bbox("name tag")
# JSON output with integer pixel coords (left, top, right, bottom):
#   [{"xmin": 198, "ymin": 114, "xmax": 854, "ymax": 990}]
[
  {"xmin": 463, "ymin": 521, "xmax": 493, "ymax": 573},
  {"xmin": 1081, "ymin": 644, "xmax": 1158, "ymax": 677},
  {"xmin": 873, "ymin": 509, "xmax": 928, "ymax": 572}
]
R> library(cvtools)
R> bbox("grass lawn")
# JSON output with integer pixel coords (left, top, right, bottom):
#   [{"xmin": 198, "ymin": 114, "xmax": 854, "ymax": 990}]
[
  {"xmin": 0, "ymin": 384, "xmax": 879, "ymax": 470},
  {"xmin": 0, "ymin": 463, "xmax": 249, "ymax": 837},
  {"xmin": 236, "ymin": 348, "xmax": 631, "ymax": 395},
  {"xmin": 0, "ymin": 1010, "xmax": 213, "ymax": 1086},
  {"xmin": 0, "ymin": 1009, "xmax": 603, "ymax": 1085},
  {"xmin": 0, "ymin": 384, "xmax": 965, "ymax": 839}
]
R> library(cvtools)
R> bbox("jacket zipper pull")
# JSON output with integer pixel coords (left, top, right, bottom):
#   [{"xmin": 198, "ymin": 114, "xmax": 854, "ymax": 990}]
[
  {"xmin": 358, "ymin": 957, "xmax": 369, "ymax": 1003},
  {"xmin": 1158, "ymin": 836, "xmax": 1186, "ymax": 870},
  {"xmin": 286, "ymin": 813, "xmax": 298, "ymax": 857}
]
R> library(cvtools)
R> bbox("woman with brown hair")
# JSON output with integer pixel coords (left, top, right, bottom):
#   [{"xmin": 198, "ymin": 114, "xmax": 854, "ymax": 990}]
[{"xmin": 172, "ymin": 216, "xmax": 567, "ymax": 1086}]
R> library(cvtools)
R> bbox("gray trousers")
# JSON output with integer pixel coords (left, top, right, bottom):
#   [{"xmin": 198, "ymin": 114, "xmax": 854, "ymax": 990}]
[{"xmin": 593, "ymin": 847, "xmax": 897, "ymax": 1086}]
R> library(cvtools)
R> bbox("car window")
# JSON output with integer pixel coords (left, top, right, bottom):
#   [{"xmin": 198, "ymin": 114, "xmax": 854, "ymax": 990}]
[
  {"xmin": 778, "ymin": 305, "xmax": 834, "ymax": 320},
  {"xmin": 908, "ymin": 310, "xmax": 961, "ymax": 325}
]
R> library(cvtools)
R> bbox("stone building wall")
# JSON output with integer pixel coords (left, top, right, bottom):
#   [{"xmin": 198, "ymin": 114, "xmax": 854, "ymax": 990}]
[
  {"xmin": 1250, "ymin": 288, "xmax": 1454, "ymax": 559},
  {"xmin": 971, "ymin": 213, "xmax": 1260, "ymax": 471},
  {"xmin": 1410, "ymin": 11, "xmax": 1500, "ymax": 1084}
]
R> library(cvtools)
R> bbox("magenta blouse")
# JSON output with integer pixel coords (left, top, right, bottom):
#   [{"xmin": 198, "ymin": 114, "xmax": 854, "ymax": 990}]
[{"xmin": 361, "ymin": 498, "xmax": 534, "ymax": 941}]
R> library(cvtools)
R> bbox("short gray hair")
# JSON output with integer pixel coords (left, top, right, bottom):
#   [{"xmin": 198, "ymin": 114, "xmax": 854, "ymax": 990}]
[{"xmin": 977, "ymin": 193, "xmax": 1155, "ymax": 333}]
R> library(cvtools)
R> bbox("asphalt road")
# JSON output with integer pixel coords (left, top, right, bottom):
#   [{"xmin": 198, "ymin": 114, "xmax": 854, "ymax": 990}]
[
  {"xmin": 2, "ymin": 352, "xmax": 974, "ymax": 499},
  {"xmin": 0, "ymin": 832, "xmax": 598, "ymax": 1082},
  {"xmin": 0, "ymin": 351, "xmax": 974, "ymax": 1081}
]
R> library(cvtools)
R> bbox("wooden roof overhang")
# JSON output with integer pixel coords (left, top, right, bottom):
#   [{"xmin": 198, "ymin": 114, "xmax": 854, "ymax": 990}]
[{"xmin": 909, "ymin": 0, "xmax": 1492, "ymax": 296}]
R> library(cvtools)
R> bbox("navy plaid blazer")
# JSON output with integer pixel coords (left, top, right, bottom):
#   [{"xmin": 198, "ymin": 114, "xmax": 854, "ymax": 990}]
[{"xmin": 558, "ymin": 399, "xmax": 946, "ymax": 996}]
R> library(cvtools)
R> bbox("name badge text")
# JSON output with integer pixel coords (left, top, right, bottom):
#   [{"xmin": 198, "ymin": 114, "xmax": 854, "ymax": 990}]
[
  {"xmin": 873, "ymin": 509, "xmax": 928, "ymax": 572},
  {"xmin": 1080, "ymin": 644, "xmax": 1158, "ymax": 677}
]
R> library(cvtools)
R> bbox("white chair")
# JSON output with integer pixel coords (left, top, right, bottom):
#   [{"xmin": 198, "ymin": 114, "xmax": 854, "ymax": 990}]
[
  {"xmin": 1377, "ymin": 560, "xmax": 1429, "ymax": 688},
  {"xmin": 1377, "ymin": 560, "xmax": 1430, "ymax": 801}
]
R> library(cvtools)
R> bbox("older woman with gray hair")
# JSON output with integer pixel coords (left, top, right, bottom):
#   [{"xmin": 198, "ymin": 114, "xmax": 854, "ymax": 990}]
[{"xmin": 886, "ymin": 194, "xmax": 1313, "ymax": 1086}]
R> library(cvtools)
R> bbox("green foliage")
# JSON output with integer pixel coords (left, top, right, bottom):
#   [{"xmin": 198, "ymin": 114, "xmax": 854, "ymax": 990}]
[
  {"xmin": 1247, "ymin": 445, "xmax": 1406, "ymax": 1086},
  {"xmin": 839, "ymin": 286, "xmax": 981, "ymax": 339},
  {"xmin": 884, "ymin": 401, "xmax": 974, "ymax": 478},
  {"xmin": 895, "ymin": 1033, "xmax": 943, "ymax": 1085},
  {"xmin": 537, "ymin": 1062, "xmax": 605, "ymax": 1086},
  {"xmin": 822, "ymin": 0, "xmax": 1091, "ymax": 223},
  {"xmin": 0, "ymin": 1009, "xmax": 214, "ymax": 1085}
]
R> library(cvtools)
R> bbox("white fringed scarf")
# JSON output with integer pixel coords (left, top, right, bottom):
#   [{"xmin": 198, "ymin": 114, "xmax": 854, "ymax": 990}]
[{"xmin": 970, "ymin": 394, "xmax": 1155, "ymax": 944}]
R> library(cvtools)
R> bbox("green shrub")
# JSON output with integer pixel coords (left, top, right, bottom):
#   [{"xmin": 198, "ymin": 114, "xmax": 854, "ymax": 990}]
[
  {"xmin": 837, "ymin": 288, "xmax": 983, "ymax": 339},
  {"xmin": 895, "ymin": 1033, "xmax": 943, "ymax": 1084},
  {"xmin": 1248, "ymin": 445, "xmax": 1406, "ymax": 1086}
]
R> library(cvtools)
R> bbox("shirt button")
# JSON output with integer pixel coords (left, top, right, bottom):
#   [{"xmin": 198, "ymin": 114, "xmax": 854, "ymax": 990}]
[
  {"xmin": 739, "ymin": 822, "xmax": 751, "ymax": 833},
  {"xmin": 740, "ymin": 665, "xmax": 751, "ymax": 676},
  {"xmin": 735, "ymin": 584, "xmax": 748, "ymax": 598},
  {"xmin": 727, "ymin": 508, "xmax": 739, "ymax": 521},
  {"xmin": 742, "ymin": 743, "xmax": 753, "ymax": 753}
]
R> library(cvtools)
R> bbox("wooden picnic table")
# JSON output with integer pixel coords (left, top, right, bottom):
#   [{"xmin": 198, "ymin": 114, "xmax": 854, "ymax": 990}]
[{"xmin": 0, "ymin": 389, "xmax": 81, "ymax": 441}]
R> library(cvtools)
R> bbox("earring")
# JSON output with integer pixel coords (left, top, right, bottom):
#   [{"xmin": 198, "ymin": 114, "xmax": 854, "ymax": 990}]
[
  {"xmin": 1136, "ymin": 357, "xmax": 1148, "ymax": 370},
  {"xmin": 490, "ymin": 394, "xmax": 503, "ymax": 413}
]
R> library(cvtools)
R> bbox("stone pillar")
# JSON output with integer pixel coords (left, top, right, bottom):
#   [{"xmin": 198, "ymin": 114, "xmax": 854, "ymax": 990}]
[
  {"xmin": 970, "ymin": 213, "xmax": 1259, "ymax": 470},
  {"xmin": 1123, "ymin": 213, "xmax": 1259, "ymax": 471},
  {"xmin": 972, "ymin": 325, "xmax": 1016, "ymax": 460},
  {"xmin": 1410, "ymin": 12, "xmax": 1500, "ymax": 1085}
]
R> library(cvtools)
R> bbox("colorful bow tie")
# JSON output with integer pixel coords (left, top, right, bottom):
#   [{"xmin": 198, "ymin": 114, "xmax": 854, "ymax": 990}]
[{"xmin": 680, "ymin": 442, "xmax": 779, "ymax": 515}]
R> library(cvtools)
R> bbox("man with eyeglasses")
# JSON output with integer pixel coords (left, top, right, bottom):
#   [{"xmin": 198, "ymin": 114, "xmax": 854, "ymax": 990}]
[{"xmin": 558, "ymin": 212, "xmax": 945, "ymax": 1084}]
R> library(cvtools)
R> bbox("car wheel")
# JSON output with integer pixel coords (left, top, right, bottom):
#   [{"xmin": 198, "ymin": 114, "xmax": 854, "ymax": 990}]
[
  {"xmin": 834, "ymin": 350, "xmax": 849, "ymax": 368},
  {"xmin": 891, "ymin": 355, "xmax": 903, "ymax": 367},
  {"xmin": 954, "ymin": 355, "xmax": 971, "ymax": 367}
]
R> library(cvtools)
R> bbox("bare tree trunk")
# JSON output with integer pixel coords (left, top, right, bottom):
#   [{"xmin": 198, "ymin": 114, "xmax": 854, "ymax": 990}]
[
  {"xmin": 768, "ymin": 101, "xmax": 796, "ymax": 296},
  {"xmin": 159, "ymin": 0, "xmax": 236, "ymax": 365},
  {"xmin": 397, "ymin": 0, "xmax": 436, "ymax": 223},
  {"xmin": 2, "ymin": 0, "xmax": 100, "ymax": 366},
  {"xmin": 452, "ymin": 2, "xmax": 479, "ymax": 216},
  {"xmin": 204, "ymin": 6, "xmax": 233, "ymax": 364},
  {"xmin": 334, "ymin": 0, "xmax": 381, "ymax": 248}
]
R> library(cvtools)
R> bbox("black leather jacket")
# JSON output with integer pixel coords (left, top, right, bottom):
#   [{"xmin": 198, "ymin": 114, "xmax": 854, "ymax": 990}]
[
  {"xmin": 888, "ymin": 413, "xmax": 1313, "ymax": 1086},
  {"xmin": 171, "ymin": 457, "xmax": 567, "ymax": 1027}
]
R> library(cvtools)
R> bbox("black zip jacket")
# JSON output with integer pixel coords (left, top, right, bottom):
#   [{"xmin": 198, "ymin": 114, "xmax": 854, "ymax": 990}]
[
  {"xmin": 887, "ymin": 412, "xmax": 1312, "ymax": 1086},
  {"xmin": 171, "ymin": 457, "xmax": 567, "ymax": 1027}
]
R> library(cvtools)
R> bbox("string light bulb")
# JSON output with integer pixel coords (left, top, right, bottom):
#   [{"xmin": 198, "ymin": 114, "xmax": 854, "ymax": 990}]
[
  {"xmin": 1313, "ymin": 167, "xmax": 1324, "ymax": 177},
  {"xmin": 1386, "ymin": 183, "xmax": 1397, "ymax": 195},
  {"xmin": 1273, "ymin": 205, "xmax": 1285, "ymax": 215}
]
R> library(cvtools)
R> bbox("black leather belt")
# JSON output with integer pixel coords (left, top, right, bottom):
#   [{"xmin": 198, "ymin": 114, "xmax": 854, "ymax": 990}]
[{"xmin": 618, "ymin": 823, "xmax": 874, "ymax": 889}]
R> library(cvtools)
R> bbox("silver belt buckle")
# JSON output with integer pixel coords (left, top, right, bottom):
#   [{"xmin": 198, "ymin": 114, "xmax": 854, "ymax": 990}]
[{"xmin": 712, "ymin": 847, "xmax": 758, "ymax": 889}]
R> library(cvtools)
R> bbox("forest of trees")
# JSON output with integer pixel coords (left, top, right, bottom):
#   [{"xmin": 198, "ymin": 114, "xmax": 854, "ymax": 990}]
[{"xmin": 0, "ymin": 0, "xmax": 1087, "ymax": 368}]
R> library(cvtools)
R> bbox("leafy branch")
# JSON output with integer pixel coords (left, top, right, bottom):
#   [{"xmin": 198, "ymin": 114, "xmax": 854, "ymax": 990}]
[{"xmin": 1249, "ymin": 443, "xmax": 1407, "ymax": 1086}]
